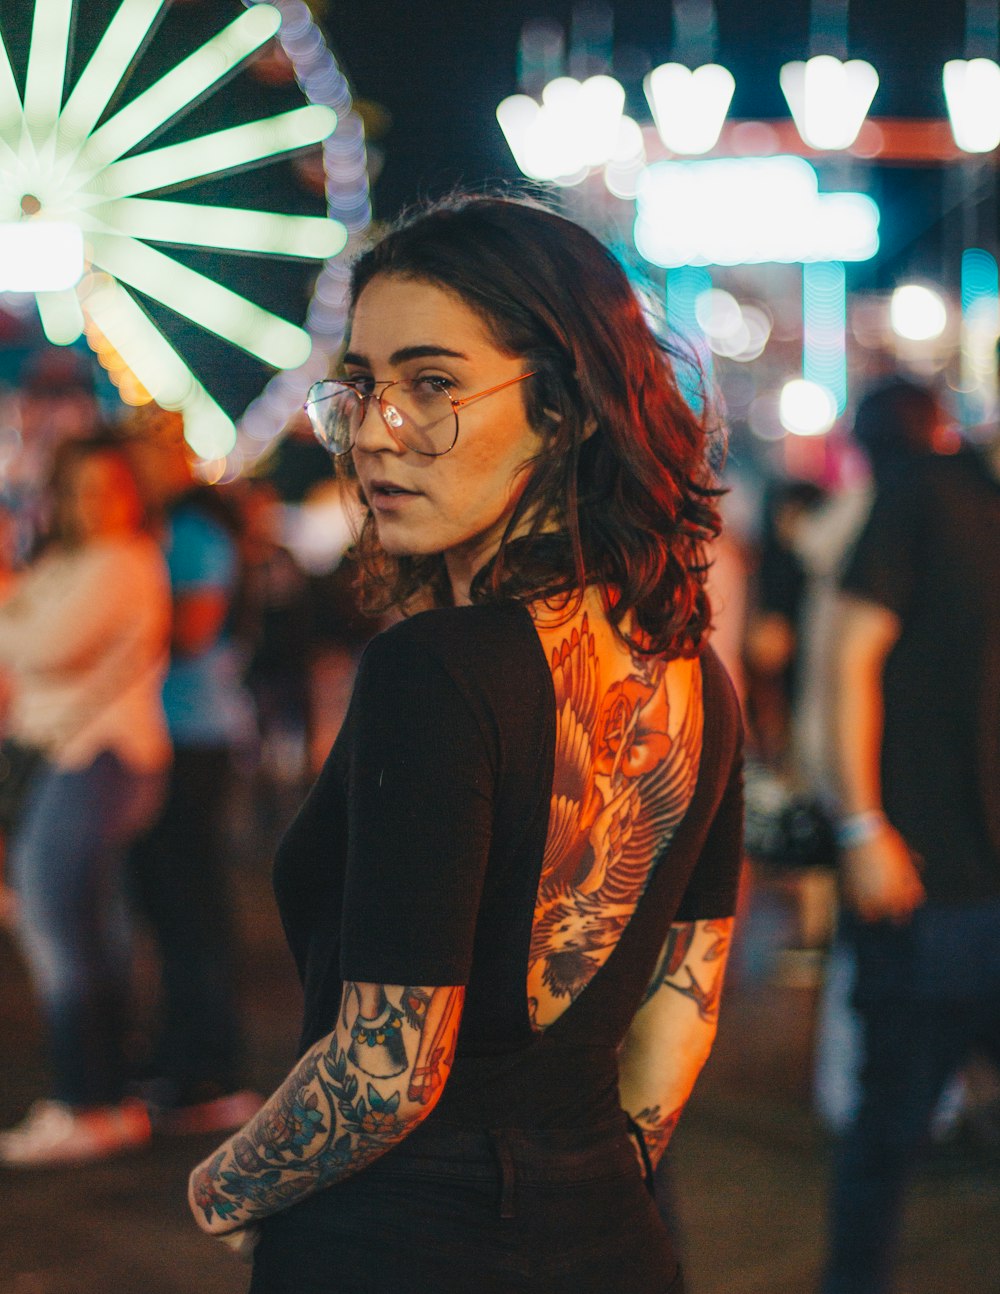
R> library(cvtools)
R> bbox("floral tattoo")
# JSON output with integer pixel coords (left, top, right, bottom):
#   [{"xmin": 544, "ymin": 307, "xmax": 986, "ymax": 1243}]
[{"xmin": 190, "ymin": 982, "xmax": 463, "ymax": 1233}]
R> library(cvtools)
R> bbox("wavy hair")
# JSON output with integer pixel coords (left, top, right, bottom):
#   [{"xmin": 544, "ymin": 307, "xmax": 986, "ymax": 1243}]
[{"xmin": 342, "ymin": 195, "xmax": 723, "ymax": 657}]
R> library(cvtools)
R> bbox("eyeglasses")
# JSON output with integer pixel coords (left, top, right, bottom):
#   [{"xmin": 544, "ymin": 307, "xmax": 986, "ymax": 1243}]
[{"xmin": 304, "ymin": 370, "xmax": 536, "ymax": 457}]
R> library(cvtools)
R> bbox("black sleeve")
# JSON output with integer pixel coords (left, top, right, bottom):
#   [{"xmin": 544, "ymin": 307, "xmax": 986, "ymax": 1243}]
[
  {"xmin": 673, "ymin": 740, "xmax": 744, "ymax": 922},
  {"xmin": 339, "ymin": 627, "xmax": 497, "ymax": 986},
  {"xmin": 841, "ymin": 471, "xmax": 926, "ymax": 618}
]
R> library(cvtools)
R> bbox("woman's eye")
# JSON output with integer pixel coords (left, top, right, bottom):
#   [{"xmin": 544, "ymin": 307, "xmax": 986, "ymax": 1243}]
[
  {"xmin": 414, "ymin": 375, "xmax": 454, "ymax": 395},
  {"xmin": 344, "ymin": 375, "xmax": 374, "ymax": 396}
]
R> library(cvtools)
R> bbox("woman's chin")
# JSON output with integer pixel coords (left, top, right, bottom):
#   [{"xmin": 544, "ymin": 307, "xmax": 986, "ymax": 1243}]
[{"xmin": 374, "ymin": 528, "xmax": 435, "ymax": 559}]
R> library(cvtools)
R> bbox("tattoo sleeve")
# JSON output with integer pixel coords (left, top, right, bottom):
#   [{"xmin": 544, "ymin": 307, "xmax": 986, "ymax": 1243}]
[
  {"xmin": 631, "ymin": 1104, "xmax": 682, "ymax": 1168},
  {"xmin": 618, "ymin": 917, "xmax": 734, "ymax": 1165},
  {"xmin": 189, "ymin": 982, "xmax": 464, "ymax": 1234},
  {"xmin": 642, "ymin": 917, "xmax": 731, "ymax": 1023}
]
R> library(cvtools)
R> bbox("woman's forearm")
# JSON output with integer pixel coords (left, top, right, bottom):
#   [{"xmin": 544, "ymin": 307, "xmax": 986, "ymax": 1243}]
[
  {"xmin": 618, "ymin": 918, "xmax": 732, "ymax": 1166},
  {"xmin": 189, "ymin": 983, "xmax": 464, "ymax": 1233}
]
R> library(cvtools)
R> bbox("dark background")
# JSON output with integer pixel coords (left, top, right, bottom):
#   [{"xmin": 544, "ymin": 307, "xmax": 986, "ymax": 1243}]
[
  {"xmin": 0, "ymin": 0, "xmax": 987, "ymax": 418},
  {"xmin": 326, "ymin": 0, "xmax": 975, "ymax": 290}
]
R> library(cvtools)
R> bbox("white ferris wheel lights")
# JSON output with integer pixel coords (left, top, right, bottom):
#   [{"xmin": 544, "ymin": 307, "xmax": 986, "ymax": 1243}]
[
  {"xmin": 88, "ymin": 233, "xmax": 312, "ymax": 370},
  {"xmin": 36, "ymin": 289, "xmax": 86, "ymax": 347},
  {"xmin": 23, "ymin": 0, "xmax": 75, "ymax": 139},
  {"xmin": 643, "ymin": 63, "xmax": 735, "ymax": 156},
  {"xmin": 87, "ymin": 198, "xmax": 346, "ymax": 261},
  {"xmin": 943, "ymin": 59, "xmax": 1000, "ymax": 154},
  {"xmin": 56, "ymin": 0, "xmax": 169, "ymax": 148},
  {"xmin": 84, "ymin": 275, "xmax": 235, "ymax": 459},
  {"xmin": 71, "ymin": 4, "xmax": 282, "ymax": 180},
  {"xmin": 0, "ymin": 222, "xmax": 84, "ymax": 292},
  {"xmin": 780, "ymin": 55, "xmax": 879, "ymax": 151},
  {"xmin": 90, "ymin": 105, "xmax": 337, "ymax": 199},
  {"xmin": 0, "ymin": 0, "xmax": 357, "ymax": 460}
]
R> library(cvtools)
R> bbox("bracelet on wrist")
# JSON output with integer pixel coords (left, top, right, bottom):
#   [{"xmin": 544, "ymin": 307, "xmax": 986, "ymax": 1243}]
[{"xmin": 835, "ymin": 810, "xmax": 887, "ymax": 849}]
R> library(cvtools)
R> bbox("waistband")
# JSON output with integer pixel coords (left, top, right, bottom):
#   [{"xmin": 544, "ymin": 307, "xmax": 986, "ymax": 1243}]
[{"xmin": 382, "ymin": 1113, "xmax": 640, "ymax": 1220}]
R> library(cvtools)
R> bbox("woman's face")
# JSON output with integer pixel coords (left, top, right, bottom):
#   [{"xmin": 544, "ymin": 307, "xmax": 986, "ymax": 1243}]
[
  {"xmin": 66, "ymin": 452, "xmax": 143, "ymax": 543},
  {"xmin": 346, "ymin": 274, "xmax": 544, "ymax": 597}
]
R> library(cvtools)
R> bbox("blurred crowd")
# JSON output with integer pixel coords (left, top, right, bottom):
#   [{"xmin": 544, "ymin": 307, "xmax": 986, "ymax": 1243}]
[
  {"xmin": 0, "ymin": 352, "xmax": 383, "ymax": 1168},
  {"xmin": 0, "ymin": 346, "xmax": 997, "ymax": 1294}
]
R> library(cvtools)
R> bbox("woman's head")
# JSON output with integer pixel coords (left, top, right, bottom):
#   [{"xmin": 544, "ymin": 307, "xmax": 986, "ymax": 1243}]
[
  {"xmin": 339, "ymin": 195, "xmax": 721, "ymax": 655},
  {"xmin": 49, "ymin": 437, "xmax": 145, "ymax": 547}
]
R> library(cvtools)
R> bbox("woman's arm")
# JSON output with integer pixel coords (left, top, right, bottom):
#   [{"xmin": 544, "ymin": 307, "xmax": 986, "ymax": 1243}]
[
  {"xmin": 0, "ymin": 545, "xmax": 151, "ymax": 672},
  {"xmin": 188, "ymin": 980, "xmax": 464, "ymax": 1235},
  {"xmin": 618, "ymin": 917, "xmax": 733, "ymax": 1166}
]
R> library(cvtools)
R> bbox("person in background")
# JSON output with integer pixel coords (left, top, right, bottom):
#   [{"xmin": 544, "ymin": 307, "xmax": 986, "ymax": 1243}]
[
  {"xmin": 185, "ymin": 194, "xmax": 743, "ymax": 1292},
  {"xmin": 125, "ymin": 408, "xmax": 260, "ymax": 1134},
  {"xmin": 807, "ymin": 379, "xmax": 964, "ymax": 1134},
  {"xmin": 236, "ymin": 479, "xmax": 312, "ymax": 817},
  {"xmin": 821, "ymin": 391, "xmax": 1000, "ymax": 1293},
  {"xmin": 0, "ymin": 438, "xmax": 171, "ymax": 1166}
]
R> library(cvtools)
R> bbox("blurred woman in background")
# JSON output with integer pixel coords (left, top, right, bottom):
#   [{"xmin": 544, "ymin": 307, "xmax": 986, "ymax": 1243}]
[{"xmin": 0, "ymin": 438, "xmax": 171, "ymax": 1166}]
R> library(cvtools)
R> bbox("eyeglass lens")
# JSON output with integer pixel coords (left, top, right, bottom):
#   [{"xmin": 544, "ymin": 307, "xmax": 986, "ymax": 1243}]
[{"xmin": 306, "ymin": 380, "xmax": 459, "ymax": 457}]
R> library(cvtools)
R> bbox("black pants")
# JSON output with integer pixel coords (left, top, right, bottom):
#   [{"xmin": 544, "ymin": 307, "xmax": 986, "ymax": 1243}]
[
  {"xmin": 250, "ymin": 1115, "xmax": 684, "ymax": 1294},
  {"xmin": 823, "ymin": 904, "xmax": 1000, "ymax": 1294},
  {"xmin": 128, "ymin": 746, "xmax": 244, "ymax": 1093}
]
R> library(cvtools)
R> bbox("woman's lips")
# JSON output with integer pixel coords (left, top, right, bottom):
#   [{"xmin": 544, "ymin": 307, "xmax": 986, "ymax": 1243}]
[{"xmin": 367, "ymin": 482, "xmax": 420, "ymax": 511}]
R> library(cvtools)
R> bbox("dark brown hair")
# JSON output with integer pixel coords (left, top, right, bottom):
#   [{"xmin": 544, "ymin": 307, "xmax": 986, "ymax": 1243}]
[
  {"xmin": 46, "ymin": 434, "xmax": 145, "ymax": 550},
  {"xmin": 343, "ymin": 195, "xmax": 723, "ymax": 657}
]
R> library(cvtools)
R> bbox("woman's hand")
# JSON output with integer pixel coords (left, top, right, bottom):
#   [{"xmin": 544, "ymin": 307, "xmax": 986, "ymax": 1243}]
[
  {"xmin": 215, "ymin": 1223, "xmax": 261, "ymax": 1263},
  {"xmin": 188, "ymin": 1152, "xmax": 260, "ymax": 1261}
]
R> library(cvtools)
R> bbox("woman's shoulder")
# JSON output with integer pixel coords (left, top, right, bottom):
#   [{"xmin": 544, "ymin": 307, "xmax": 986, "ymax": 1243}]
[
  {"xmin": 364, "ymin": 602, "xmax": 539, "ymax": 674},
  {"xmin": 356, "ymin": 603, "xmax": 551, "ymax": 743}
]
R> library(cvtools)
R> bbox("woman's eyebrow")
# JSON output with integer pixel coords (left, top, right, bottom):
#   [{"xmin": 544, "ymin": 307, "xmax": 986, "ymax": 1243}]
[{"xmin": 342, "ymin": 345, "xmax": 470, "ymax": 368}]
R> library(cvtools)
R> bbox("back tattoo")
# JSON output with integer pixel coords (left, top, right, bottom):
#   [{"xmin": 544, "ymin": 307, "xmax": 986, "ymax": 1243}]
[{"xmin": 527, "ymin": 609, "xmax": 703, "ymax": 1029}]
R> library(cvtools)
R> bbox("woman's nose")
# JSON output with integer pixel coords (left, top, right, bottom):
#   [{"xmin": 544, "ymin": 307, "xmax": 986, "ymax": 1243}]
[{"xmin": 352, "ymin": 395, "xmax": 406, "ymax": 454}]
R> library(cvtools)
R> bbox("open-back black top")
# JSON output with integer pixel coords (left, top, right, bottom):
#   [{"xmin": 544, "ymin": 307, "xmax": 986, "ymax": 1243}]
[{"xmin": 273, "ymin": 602, "xmax": 743, "ymax": 1130}]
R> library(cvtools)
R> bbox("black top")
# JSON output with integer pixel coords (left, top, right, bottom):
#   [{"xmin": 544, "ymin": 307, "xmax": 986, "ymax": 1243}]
[
  {"xmin": 841, "ymin": 450, "xmax": 1000, "ymax": 901},
  {"xmin": 273, "ymin": 602, "xmax": 743, "ymax": 1127}
]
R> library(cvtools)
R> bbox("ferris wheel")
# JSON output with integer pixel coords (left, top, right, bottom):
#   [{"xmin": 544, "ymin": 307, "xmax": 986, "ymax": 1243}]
[{"xmin": 0, "ymin": 0, "xmax": 370, "ymax": 461}]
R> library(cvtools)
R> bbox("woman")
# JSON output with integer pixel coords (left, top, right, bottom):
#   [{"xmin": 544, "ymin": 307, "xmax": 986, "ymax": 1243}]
[
  {"xmin": 189, "ymin": 196, "xmax": 744, "ymax": 1292},
  {"xmin": 0, "ymin": 437, "xmax": 171, "ymax": 1166}
]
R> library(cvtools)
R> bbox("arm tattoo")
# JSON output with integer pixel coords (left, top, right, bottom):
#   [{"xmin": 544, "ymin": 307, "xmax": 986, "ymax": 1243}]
[
  {"xmin": 643, "ymin": 918, "xmax": 731, "ymax": 1023},
  {"xmin": 632, "ymin": 1104, "xmax": 682, "ymax": 1168},
  {"xmin": 190, "ymin": 983, "xmax": 463, "ymax": 1232}
]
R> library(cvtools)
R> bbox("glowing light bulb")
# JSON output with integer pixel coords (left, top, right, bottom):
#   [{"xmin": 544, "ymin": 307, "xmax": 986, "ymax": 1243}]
[
  {"xmin": 780, "ymin": 55, "xmax": 879, "ymax": 151},
  {"xmin": 497, "ymin": 75, "xmax": 624, "ymax": 182},
  {"xmin": 944, "ymin": 59, "xmax": 1000, "ymax": 153},
  {"xmin": 643, "ymin": 62, "xmax": 735, "ymax": 155},
  {"xmin": 779, "ymin": 379, "xmax": 837, "ymax": 436},
  {"xmin": 890, "ymin": 284, "xmax": 948, "ymax": 342}
]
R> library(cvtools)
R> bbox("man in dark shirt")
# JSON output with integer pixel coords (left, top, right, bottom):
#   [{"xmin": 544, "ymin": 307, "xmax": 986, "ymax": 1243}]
[{"xmin": 821, "ymin": 438, "xmax": 1000, "ymax": 1294}]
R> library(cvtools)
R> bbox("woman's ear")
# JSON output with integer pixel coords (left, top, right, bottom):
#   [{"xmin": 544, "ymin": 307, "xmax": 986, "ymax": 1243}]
[{"xmin": 540, "ymin": 409, "xmax": 597, "ymax": 441}]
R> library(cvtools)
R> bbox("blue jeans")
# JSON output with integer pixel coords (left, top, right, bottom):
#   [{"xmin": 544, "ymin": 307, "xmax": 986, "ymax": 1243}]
[
  {"xmin": 127, "ymin": 745, "xmax": 245, "ymax": 1095},
  {"xmin": 10, "ymin": 751, "xmax": 165, "ymax": 1106},
  {"xmin": 822, "ymin": 904, "xmax": 1000, "ymax": 1294}
]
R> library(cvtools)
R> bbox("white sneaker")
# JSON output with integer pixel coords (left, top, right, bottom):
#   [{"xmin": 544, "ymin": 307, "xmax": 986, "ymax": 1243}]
[{"xmin": 0, "ymin": 1099, "xmax": 151, "ymax": 1167}]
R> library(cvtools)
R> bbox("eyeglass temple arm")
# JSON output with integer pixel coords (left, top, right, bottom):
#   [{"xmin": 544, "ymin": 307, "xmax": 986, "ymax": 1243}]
[{"xmin": 450, "ymin": 370, "xmax": 537, "ymax": 410}]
